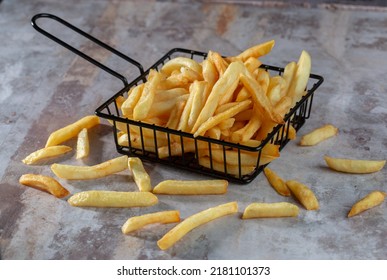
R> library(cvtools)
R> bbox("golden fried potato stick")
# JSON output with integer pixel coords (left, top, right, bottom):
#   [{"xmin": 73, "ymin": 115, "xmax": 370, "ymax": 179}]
[
  {"xmin": 152, "ymin": 179, "xmax": 228, "ymax": 195},
  {"xmin": 208, "ymin": 50, "xmax": 228, "ymax": 76},
  {"xmin": 244, "ymin": 57, "xmax": 262, "ymax": 74},
  {"xmin": 51, "ymin": 155, "xmax": 128, "ymax": 180},
  {"xmin": 287, "ymin": 50, "xmax": 312, "ymax": 107},
  {"xmin": 121, "ymin": 210, "xmax": 180, "ymax": 234},
  {"xmin": 234, "ymin": 40, "xmax": 275, "ymax": 62},
  {"xmin": 128, "ymin": 157, "xmax": 152, "ymax": 192},
  {"xmin": 157, "ymin": 201, "xmax": 238, "ymax": 250},
  {"xmin": 324, "ymin": 156, "xmax": 386, "ymax": 174},
  {"xmin": 188, "ymin": 81, "xmax": 207, "ymax": 130},
  {"xmin": 76, "ymin": 128, "xmax": 89, "ymax": 159},
  {"xmin": 22, "ymin": 145, "xmax": 72, "ymax": 165},
  {"xmin": 133, "ymin": 70, "xmax": 163, "ymax": 120},
  {"xmin": 242, "ymin": 202, "xmax": 299, "ymax": 219},
  {"xmin": 194, "ymin": 99, "xmax": 252, "ymax": 137},
  {"xmin": 230, "ymin": 106, "xmax": 262, "ymax": 143},
  {"xmin": 263, "ymin": 168, "xmax": 291, "ymax": 196},
  {"xmin": 201, "ymin": 59, "xmax": 218, "ymax": 101},
  {"xmin": 286, "ymin": 180, "xmax": 319, "ymax": 210},
  {"xmin": 121, "ymin": 84, "xmax": 144, "ymax": 118},
  {"xmin": 160, "ymin": 57, "xmax": 202, "ymax": 76},
  {"xmin": 191, "ymin": 61, "xmax": 245, "ymax": 133},
  {"xmin": 68, "ymin": 191, "xmax": 158, "ymax": 208},
  {"xmin": 45, "ymin": 115, "xmax": 100, "ymax": 147},
  {"xmin": 299, "ymin": 124, "xmax": 338, "ymax": 146},
  {"xmin": 348, "ymin": 191, "xmax": 386, "ymax": 217},
  {"xmin": 19, "ymin": 174, "xmax": 70, "ymax": 198}
]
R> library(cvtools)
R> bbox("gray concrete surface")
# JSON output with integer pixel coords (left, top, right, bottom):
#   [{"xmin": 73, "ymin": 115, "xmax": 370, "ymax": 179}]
[{"xmin": 0, "ymin": 0, "xmax": 386, "ymax": 259}]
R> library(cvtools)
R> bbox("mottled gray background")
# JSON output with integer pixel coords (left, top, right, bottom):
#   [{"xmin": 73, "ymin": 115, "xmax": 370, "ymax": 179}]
[{"xmin": 0, "ymin": 0, "xmax": 386, "ymax": 259}]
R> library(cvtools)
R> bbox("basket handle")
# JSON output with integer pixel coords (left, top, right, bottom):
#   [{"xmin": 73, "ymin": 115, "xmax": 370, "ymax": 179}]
[{"xmin": 31, "ymin": 13, "xmax": 144, "ymax": 86}]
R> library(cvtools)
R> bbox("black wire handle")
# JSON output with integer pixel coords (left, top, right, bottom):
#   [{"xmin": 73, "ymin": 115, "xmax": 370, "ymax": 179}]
[{"xmin": 31, "ymin": 13, "xmax": 144, "ymax": 86}]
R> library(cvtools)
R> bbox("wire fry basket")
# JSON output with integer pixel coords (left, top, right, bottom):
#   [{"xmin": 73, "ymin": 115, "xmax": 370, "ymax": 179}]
[{"xmin": 32, "ymin": 13, "xmax": 324, "ymax": 184}]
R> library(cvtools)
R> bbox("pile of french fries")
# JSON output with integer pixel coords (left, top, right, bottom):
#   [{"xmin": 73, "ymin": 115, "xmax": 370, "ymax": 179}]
[
  {"xmin": 18, "ymin": 40, "xmax": 386, "ymax": 251},
  {"xmin": 114, "ymin": 39, "xmax": 313, "ymax": 176}
]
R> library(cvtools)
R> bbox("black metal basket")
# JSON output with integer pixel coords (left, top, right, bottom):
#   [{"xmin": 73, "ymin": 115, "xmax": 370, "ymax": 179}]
[{"xmin": 31, "ymin": 13, "xmax": 324, "ymax": 184}]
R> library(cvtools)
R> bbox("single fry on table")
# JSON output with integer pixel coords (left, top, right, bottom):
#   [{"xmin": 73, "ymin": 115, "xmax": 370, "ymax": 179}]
[
  {"xmin": 263, "ymin": 167, "xmax": 290, "ymax": 196},
  {"xmin": 76, "ymin": 128, "xmax": 89, "ymax": 159},
  {"xmin": 348, "ymin": 191, "xmax": 386, "ymax": 217},
  {"xmin": 286, "ymin": 180, "xmax": 319, "ymax": 210},
  {"xmin": 22, "ymin": 145, "xmax": 72, "ymax": 165},
  {"xmin": 121, "ymin": 210, "xmax": 180, "ymax": 234},
  {"xmin": 242, "ymin": 202, "xmax": 299, "ymax": 219},
  {"xmin": 19, "ymin": 174, "xmax": 70, "ymax": 198},
  {"xmin": 45, "ymin": 115, "xmax": 100, "ymax": 147},
  {"xmin": 299, "ymin": 124, "xmax": 338, "ymax": 146},
  {"xmin": 68, "ymin": 190, "xmax": 158, "ymax": 208},
  {"xmin": 157, "ymin": 201, "xmax": 238, "ymax": 250},
  {"xmin": 51, "ymin": 155, "xmax": 128, "ymax": 180},
  {"xmin": 128, "ymin": 157, "xmax": 152, "ymax": 192},
  {"xmin": 152, "ymin": 179, "xmax": 228, "ymax": 195},
  {"xmin": 324, "ymin": 156, "xmax": 385, "ymax": 174}
]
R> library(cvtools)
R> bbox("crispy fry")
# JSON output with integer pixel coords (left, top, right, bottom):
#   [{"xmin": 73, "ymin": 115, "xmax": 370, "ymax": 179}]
[
  {"xmin": 263, "ymin": 167, "xmax": 291, "ymax": 196},
  {"xmin": 152, "ymin": 180, "xmax": 228, "ymax": 195},
  {"xmin": 161, "ymin": 57, "xmax": 202, "ymax": 76},
  {"xmin": 45, "ymin": 115, "xmax": 100, "ymax": 147},
  {"xmin": 121, "ymin": 210, "xmax": 180, "ymax": 234},
  {"xmin": 348, "ymin": 191, "xmax": 386, "ymax": 217},
  {"xmin": 286, "ymin": 180, "xmax": 319, "ymax": 210},
  {"xmin": 121, "ymin": 84, "xmax": 144, "ymax": 118},
  {"xmin": 19, "ymin": 174, "xmax": 70, "ymax": 198},
  {"xmin": 324, "ymin": 156, "xmax": 386, "ymax": 174},
  {"xmin": 68, "ymin": 190, "xmax": 158, "ymax": 208},
  {"xmin": 76, "ymin": 128, "xmax": 89, "ymax": 159},
  {"xmin": 128, "ymin": 157, "xmax": 152, "ymax": 192},
  {"xmin": 157, "ymin": 201, "xmax": 238, "ymax": 250},
  {"xmin": 234, "ymin": 40, "xmax": 275, "ymax": 62},
  {"xmin": 22, "ymin": 145, "xmax": 72, "ymax": 165},
  {"xmin": 51, "ymin": 155, "xmax": 128, "ymax": 180},
  {"xmin": 299, "ymin": 124, "xmax": 338, "ymax": 146},
  {"xmin": 242, "ymin": 202, "xmax": 299, "ymax": 219}
]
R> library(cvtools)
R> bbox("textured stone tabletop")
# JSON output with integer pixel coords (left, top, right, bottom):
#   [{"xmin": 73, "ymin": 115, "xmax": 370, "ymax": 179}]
[{"xmin": 0, "ymin": 0, "xmax": 386, "ymax": 259}]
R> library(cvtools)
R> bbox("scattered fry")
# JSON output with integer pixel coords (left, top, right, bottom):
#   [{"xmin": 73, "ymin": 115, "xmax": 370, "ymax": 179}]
[
  {"xmin": 152, "ymin": 180, "xmax": 228, "ymax": 195},
  {"xmin": 121, "ymin": 210, "xmax": 180, "ymax": 234},
  {"xmin": 68, "ymin": 190, "xmax": 158, "ymax": 208},
  {"xmin": 128, "ymin": 157, "xmax": 152, "ymax": 192},
  {"xmin": 45, "ymin": 115, "xmax": 100, "ymax": 147},
  {"xmin": 263, "ymin": 168, "xmax": 291, "ymax": 196},
  {"xmin": 348, "ymin": 191, "xmax": 386, "ymax": 217},
  {"xmin": 324, "ymin": 156, "xmax": 386, "ymax": 174},
  {"xmin": 299, "ymin": 124, "xmax": 338, "ymax": 146},
  {"xmin": 51, "ymin": 155, "xmax": 128, "ymax": 180},
  {"xmin": 19, "ymin": 174, "xmax": 70, "ymax": 198},
  {"xmin": 157, "ymin": 201, "xmax": 238, "ymax": 250},
  {"xmin": 242, "ymin": 202, "xmax": 299, "ymax": 219},
  {"xmin": 22, "ymin": 145, "xmax": 72, "ymax": 165},
  {"xmin": 286, "ymin": 180, "xmax": 319, "ymax": 210},
  {"xmin": 76, "ymin": 128, "xmax": 89, "ymax": 159}
]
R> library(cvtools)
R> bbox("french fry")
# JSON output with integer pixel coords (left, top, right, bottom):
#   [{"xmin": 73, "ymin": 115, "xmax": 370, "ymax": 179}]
[
  {"xmin": 286, "ymin": 180, "xmax": 319, "ymax": 210},
  {"xmin": 152, "ymin": 180, "xmax": 228, "ymax": 195},
  {"xmin": 121, "ymin": 210, "xmax": 180, "ymax": 234},
  {"xmin": 263, "ymin": 167, "xmax": 291, "ymax": 196},
  {"xmin": 299, "ymin": 124, "xmax": 338, "ymax": 146},
  {"xmin": 198, "ymin": 156, "xmax": 255, "ymax": 176},
  {"xmin": 194, "ymin": 99, "xmax": 252, "ymax": 137},
  {"xmin": 230, "ymin": 106, "xmax": 262, "ymax": 143},
  {"xmin": 161, "ymin": 57, "xmax": 202, "ymax": 76},
  {"xmin": 242, "ymin": 202, "xmax": 299, "ymax": 219},
  {"xmin": 51, "ymin": 155, "xmax": 128, "ymax": 180},
  {"xmin": 234, "ymin": 40, "xmax": 275, "ymax": 62},
  {"xmin": 76, "ymin": 128, "xmax": 89, "ymax": 159},
  {"xmin": 188, "ymin": 81, "xmax": 207, "ymax": 129},
  {"xmin": 201, "ymin": 59, "xmax": 218, "ymax": 101},
  {"xmin": 157, "ymin": 201, "xmax": 238, "ymax": 250},
  {"xmin": 68, "ymin": 190, "xmax": 158, "ymax": 208},
  {"xmin": 244, "ymin": 57, "xmax": 262, "ymax": 74},
  {"xmin": 45, "ymin": 115, "xmax": 100, "ymax": 147},
  {"xmin": 121, "ymin": 84, "xmax": 144, "ymax": 118},
  {"xmin": 348, "ymin": 191, "xmax": 386, "ymax": 217},
  {"xmin": 288, "ymin": 124, "xmax": 297, "ymax": 140},
  {"xmin": 128, "ymin": 157, "xmax": 152, "ymax": 192},
  {"xmin": 324, "ymin": 156, "xmax": 386, "ymax": 174},
  {"xmin": 19, "ymin": 174, "xmax": 70, "ymax": 198},
  {"xmin": 208, "ymin": 50, "xmax": 228, "ymax": 77},
  {"xmin": 22, "ymin": 145, "xmax": 72, "ymax": 165},
  {"xmin": 191, "ymin": 61, "xmax": 245, "ymax": 133},
  {"xmin": 133, "ymin": 70, "xmax": 162, "ymax": 120}
]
